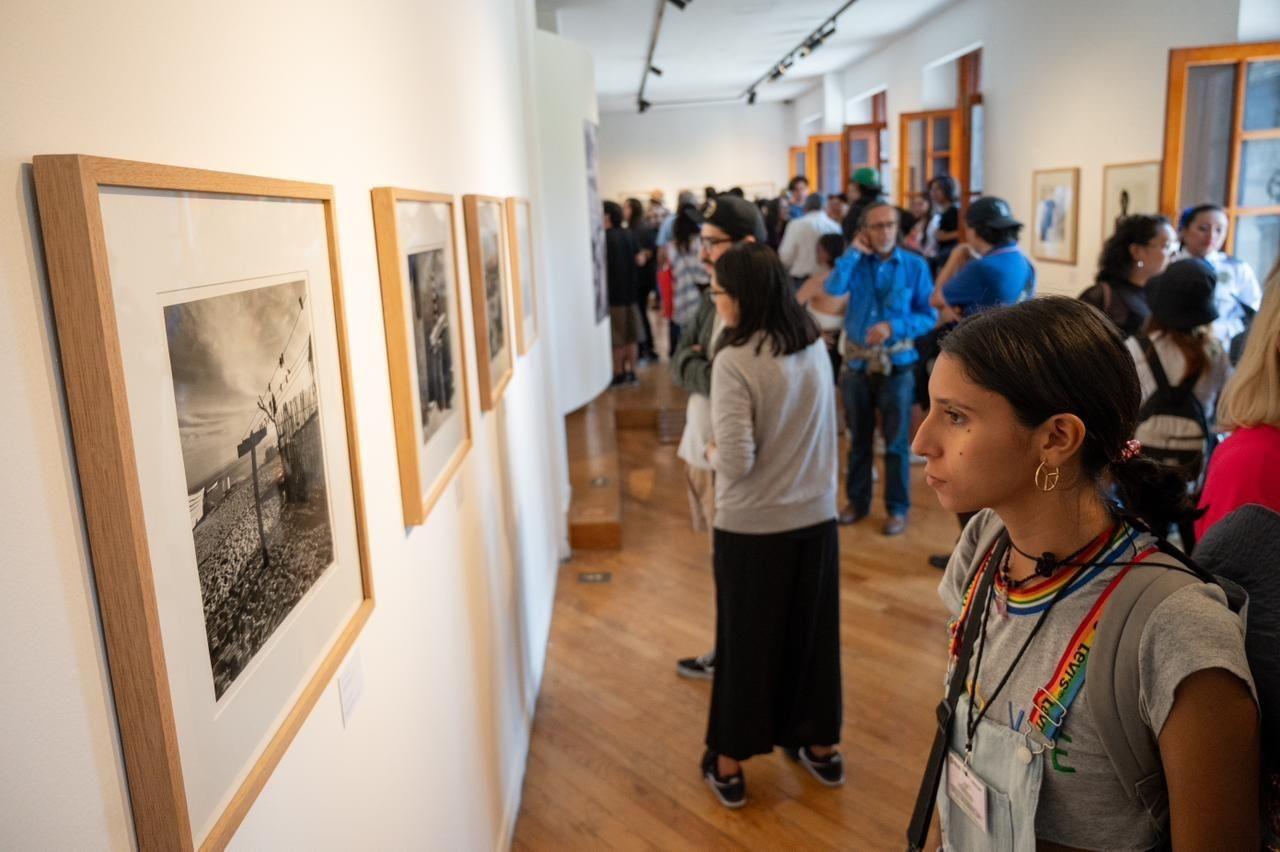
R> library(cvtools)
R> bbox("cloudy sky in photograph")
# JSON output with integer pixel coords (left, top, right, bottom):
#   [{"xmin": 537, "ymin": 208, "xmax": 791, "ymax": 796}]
[{"xmin": 164, "ymin": 279, "xmax": 312, "ymax": 492}]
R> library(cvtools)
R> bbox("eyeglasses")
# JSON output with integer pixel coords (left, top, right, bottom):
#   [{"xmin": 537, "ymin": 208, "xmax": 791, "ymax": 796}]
[
  {"xmin": 865, "ymin": 221, "xmax": 897, "ymax": 231},
  {"xmin": 708, "ymin": 288, "xmax": 729, "ymax": 299},
  {"xmin": 702, "ymin": 236, "xmax": 735, "ymax": 248}
]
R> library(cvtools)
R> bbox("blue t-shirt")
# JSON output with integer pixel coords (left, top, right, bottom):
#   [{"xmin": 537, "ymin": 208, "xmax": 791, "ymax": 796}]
[{"xmin": 942, "ymin": 244, "xmax": 1036, "ymax": 312}]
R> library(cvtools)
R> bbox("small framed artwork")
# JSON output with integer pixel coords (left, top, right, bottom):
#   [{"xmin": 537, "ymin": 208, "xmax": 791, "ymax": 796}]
[
  {"xmin": 371, "ymin": 188, "xmax": 473, "ymax": 527},
  {"xmin": 1102, "ymin": 161, "xmax": 1161, "ymax": 237},
  {"xmin": 462, "ymin": 194, "xmax": 514, "ymax": 410},
  {"xmin": 1031, "ymin": 167, "xmax": 1080, "ymax": 265},
  {"xmin": 505, "ymin": 196, "xmax": 539, "ymax": 354},
  {"xmin": 32, "ymin": 155, "xmax": 374, "ymax": 851}
]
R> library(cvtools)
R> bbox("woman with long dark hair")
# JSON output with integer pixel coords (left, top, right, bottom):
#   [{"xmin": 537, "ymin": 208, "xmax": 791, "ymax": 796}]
[
  {"xmin": 910, "ymin": 296, "xmax": 1258, "ymax": 849},
  {"xmin": 625, "ymin": 196, "xmax": 659, "ymax": 361},
  {"xmin": 1079, "ymin": 214, "xmax": 1177, "ymax": 337},
  {"xmin": 669, "ymin": 203, "xmax": 708, "ymax": 354},
  {"xmin": 701, "ymin": 242, "xmax": 842, "ymax": 809}
]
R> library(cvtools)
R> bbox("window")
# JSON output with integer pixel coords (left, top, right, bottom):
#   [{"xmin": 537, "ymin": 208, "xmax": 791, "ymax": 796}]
[
  {"xmin": 1162, "ymin": 41, "xmax": 1280, "ymax": 280},
  {"xmin": 807, "ymin": 134, "xmax": 844, "ymax": 197},
  {"xmin": 897, "ymin": 49, "xmax": 981, "ymax": 210},
  {"xmin": 843, "ymin": 92, "xmax": 889, "ymax": 191},
  {"xmin": 789, "ymin": 146, "xmax": 807, "ymax": 187}
]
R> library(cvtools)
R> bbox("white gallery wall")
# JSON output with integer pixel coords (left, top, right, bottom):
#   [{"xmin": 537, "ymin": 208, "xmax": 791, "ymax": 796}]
[
  {"xmin": 793, "ymin": 0, "xmax": 1249, "ymax": 297},
  {"xmin": 597, "ymin": 101, "xmax": 793, "ymax": 205},
  {"xmin": 0, "ymin": 0, "xmax": 591, "ymax": 848}
]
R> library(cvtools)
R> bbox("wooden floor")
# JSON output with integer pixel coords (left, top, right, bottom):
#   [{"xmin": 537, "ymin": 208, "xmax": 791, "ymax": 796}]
[{"xmin": 513, "ymin": 363, "xmax": 957, "ymax": 850}]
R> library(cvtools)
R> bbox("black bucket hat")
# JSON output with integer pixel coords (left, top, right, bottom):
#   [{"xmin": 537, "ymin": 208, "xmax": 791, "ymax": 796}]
[
  {"xmin": 1147, "ymin": 258, "xmax": 1219, "ymax": 331},
  {"xmin": 702, "ymin": 194, "xmax": 768, "ymax": 242}
]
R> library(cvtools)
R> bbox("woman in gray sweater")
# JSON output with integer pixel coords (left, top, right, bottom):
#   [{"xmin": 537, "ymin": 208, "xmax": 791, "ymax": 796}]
[{"xmin": 701, "ymin": 242, "xmax": 842, "ymax": 809}]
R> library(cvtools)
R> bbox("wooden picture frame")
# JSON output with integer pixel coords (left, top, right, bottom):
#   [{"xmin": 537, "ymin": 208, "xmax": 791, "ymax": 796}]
[
  {"xmin": 462, "ymin": 194, "xmax": 514, "ymax": 410},
  {"xmin": 371, "ymin": 188, "xmax": 474, "ymax": 527},
  {"xmin": 1102, "ymin": 161, "xmax": 1161, "ymax": 237},
  {"xmin": 504, "ymin": 196, "xmax": 539, "ymax": 355},
  {"xmin": 1030, "ymin": 167, "xmax": 1081, "ymax": 265},
  {"xmin": 32, "ymin": 154, "xmax": 374, "ymax": 851}
]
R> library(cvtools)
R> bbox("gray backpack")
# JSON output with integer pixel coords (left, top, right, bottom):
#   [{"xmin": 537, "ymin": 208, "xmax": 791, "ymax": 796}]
[{"xmin": 1089, "ymin": 505, "xmax": 1278, "ymax": 847}]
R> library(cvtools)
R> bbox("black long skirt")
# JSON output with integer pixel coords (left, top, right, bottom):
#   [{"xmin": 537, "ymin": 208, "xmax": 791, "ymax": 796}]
[{"xmin": 705, "ymin": 519, "xmax": 842, "ymax": 761}]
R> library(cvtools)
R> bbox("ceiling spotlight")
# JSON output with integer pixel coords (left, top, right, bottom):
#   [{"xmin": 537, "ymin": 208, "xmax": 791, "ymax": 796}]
[
  {"xmin": 650, "ymin": 65, "xmax": 663, "ymax": 76},
  {"xmin": 748, "ymin": 90, "xmax": 757, "ymax": 105},
  {"xmin": 667, "ymin": 0, "xmax": 688, "ymax": 9},
  {"xmin": 769, "ymin": 65, "xmax": 785, "ymax": 82},
  {"xmin": 638, "ymin": 98, "xmax": 651, "ymax": 113}
]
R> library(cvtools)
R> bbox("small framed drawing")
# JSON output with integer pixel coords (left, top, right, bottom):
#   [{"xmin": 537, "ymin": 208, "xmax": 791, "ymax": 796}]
[
  {"xmin": 32, "ymin": 155, "xmax": 374, "ymax": 851},
  {"xmin": 371, "ymin": 188, "xmax": 473, "ymax": 527},
  {"xmin": 1102, "ymin": 161, "xmax": 1161, "ymax": 237},
  {"xmin": 505, "ymin": 196, "xmax": 539, "ymax": 354},
  {"xmin": 1031, "ymin": 167, "xmax": 1080, "ymax": 265},
  {"xmin": 462, "ymin": 194, "xmax": 514, "ymax": 410}
]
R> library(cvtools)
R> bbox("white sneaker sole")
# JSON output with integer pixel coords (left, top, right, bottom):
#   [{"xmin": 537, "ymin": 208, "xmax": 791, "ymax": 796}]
[
  {"xmin": 790, "ymin": 749, "xmax": 845, "ymax": 787},
  {"xmin": 703, "ymin": 772, "xmax": 746, "ymax": 809}
]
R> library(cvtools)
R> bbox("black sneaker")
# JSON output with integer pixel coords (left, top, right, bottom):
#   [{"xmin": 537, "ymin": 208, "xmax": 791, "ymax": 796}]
[
  {"xmin": 676, "ymin": 651, "xmax": 715, "ymax": 680},
  {"xmin": 701, "ymin": 750, "xmax": 746, "ymax": 809},
  {"xmin": 785, "ymin": 746, "xmax": 845, "ymax": 787},
  {"xmin": 623, "ymin": 371, "xmax": 640, "ymax": 387},
  {"xmin": 609, "ymin": 373, "xmax": 626, "ymax": 389},
  {"xmin": 928, "ymin": 553, "xmax": 951, "ymax": 570}
]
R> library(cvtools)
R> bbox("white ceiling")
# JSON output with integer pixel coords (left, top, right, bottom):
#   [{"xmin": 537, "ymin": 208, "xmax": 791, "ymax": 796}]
[{"xmin": 540, "ymin": 0, "xmax": 961, "ymax": 112}]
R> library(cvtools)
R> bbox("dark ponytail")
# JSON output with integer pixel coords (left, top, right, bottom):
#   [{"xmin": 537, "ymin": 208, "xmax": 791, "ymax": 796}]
[{"xmin": 940, "ymin": 297, "xmax": 1197, "ymax": 532}]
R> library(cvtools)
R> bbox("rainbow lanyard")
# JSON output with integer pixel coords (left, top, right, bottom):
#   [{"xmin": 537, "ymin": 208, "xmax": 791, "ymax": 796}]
[
  {"xmin": 1025, "ymin": 543, "xmax": 1159, "ymax": 742},
  {"xmin": 948, "ymin": 525, "xmax": 1130, "ymax": 659}
]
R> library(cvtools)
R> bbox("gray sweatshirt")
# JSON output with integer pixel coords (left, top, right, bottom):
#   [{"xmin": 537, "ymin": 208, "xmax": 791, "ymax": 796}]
[{"xmin": 710, "ymin": 335, "xmax": 838, "ymax": 534}]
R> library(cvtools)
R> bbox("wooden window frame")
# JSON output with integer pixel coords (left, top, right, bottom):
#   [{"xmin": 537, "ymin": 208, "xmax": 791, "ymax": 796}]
[
  {"xmin": 806, "ymin": 133, "xmax": 844, "ymax": 194},
  {"xmin": 897, "ymin": 108, "xmax": 963, "ymax": 206},
  {"xmin": 788, "ymin": 145, "xmax": 807, "ymax": 185},
  {"xmin": 842, "ymin": 122, "xmax": 886, "ymax": 190},
  {"xmin": 1160, "ymin": 40, "xmax": 1280, "ymax": 254}
]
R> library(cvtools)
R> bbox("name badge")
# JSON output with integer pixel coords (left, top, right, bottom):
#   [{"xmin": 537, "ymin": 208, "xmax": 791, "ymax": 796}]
[{"xmin": 946, "ymin": 750, "xmax": 989, "ymax": 833}]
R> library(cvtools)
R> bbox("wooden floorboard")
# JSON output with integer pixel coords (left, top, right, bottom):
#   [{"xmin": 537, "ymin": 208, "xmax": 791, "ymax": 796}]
[{"xmin": 516, "ymin": 363, "xmax": 953, "ymax": 849}]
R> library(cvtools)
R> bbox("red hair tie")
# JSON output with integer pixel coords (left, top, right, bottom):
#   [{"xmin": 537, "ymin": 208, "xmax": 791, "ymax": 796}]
[{"xmin": 1121, "ymin": 439, "xmax": 1142, "ymax": 462}]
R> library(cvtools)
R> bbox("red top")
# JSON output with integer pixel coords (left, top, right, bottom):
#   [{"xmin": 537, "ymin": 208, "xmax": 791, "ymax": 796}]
[{"xmin": 1196, "ymin": 424, "xmax": 1280, "ymax": 539}]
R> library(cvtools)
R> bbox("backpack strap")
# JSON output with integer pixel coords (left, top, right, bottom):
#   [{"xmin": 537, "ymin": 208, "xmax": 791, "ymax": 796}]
[{"xmin": 1136, "ymin": 334, "xmax": 1172, "ymax": 395}]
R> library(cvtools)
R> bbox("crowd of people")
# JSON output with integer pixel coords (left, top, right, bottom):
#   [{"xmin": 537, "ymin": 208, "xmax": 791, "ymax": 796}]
[{"xmin": 602, "ymin": 170, "xmax": 1279, "ymax": 848}]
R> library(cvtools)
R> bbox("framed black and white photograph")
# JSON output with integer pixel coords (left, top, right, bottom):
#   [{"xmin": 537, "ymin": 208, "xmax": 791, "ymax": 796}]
[
  {"xmin": 463, "ymin": 194, "xmax": 514, "ymax": 410},
  {"xmin": 584, "ymin": 119, "xmax": 608, "ymax": 323},
  {"xmin": 33, "ymin": 155, "xmax": 373, "ymax": 851},
  {"xmin": 1031, "ymin": 166, "xmax": 1080, "ymax": 264},
  {"xmin": 372, "ymin": 188, "xmax": 472, "ymax": 527},
  {"xmin": 1102, "ymin": 161, "xmax": 1161, "ymax": 237}
]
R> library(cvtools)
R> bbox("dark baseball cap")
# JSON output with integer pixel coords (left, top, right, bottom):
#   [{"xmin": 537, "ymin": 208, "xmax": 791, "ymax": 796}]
[
  {"xmin": 966, "ymin": 196, "xmax": 1020, "ymax": 229},
  {"xmin": 702, "ymin": 194, "xmax": 768, "ymax": 242},
  {"xmin": 1147, "ymin": 258, "xmax": 1218, "ymax": 331}
]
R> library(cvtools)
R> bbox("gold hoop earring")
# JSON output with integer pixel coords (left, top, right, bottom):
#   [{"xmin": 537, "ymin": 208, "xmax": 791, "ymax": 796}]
[{"xmin": 1035, "ymin": 461, "xmax": 1060, "ymax": 492}]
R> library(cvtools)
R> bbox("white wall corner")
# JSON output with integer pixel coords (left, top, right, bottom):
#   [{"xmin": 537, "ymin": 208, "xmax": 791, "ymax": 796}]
[
  {"xmin": 1238, "ymin": 0, "xmax": 1280, "ymax": 41},
  {"xmin": 822, "ymin": 72, "xmax": 845, "ymax": 133}
]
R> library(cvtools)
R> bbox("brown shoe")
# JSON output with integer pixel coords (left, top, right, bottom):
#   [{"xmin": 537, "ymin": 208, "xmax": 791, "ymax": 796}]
[
  {"xmin": 882, "ymin": 515, "xmax": 908, "ymax": 536},
  {"xmin": 838, "ymin": 504, "xmax": 868, "ymax": 525}
]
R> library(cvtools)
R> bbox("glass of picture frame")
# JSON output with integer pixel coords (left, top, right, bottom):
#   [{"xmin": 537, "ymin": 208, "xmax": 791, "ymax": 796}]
[
  {"xmin": 32, "ymin": 155, "xmax": 374, "ymax": 851},
  {"xmin": 504, "ymin": 196, "xmax": 539, "ymax": 355},
  {"xmin": 1102, "ymin": 161, "xmax": 1162, "ymax": 237},
  {"xmin": 371, "ymin": 188, "xmax": 473, "ymax": 527},
  {"xmin": 462, "ymin": 194, "xmax": 515, "ymax": 410}
]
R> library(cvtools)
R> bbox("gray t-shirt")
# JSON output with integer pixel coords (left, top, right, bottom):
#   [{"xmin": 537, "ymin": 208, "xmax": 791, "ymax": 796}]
[{"xmin": 940, "ymin": 509, "xmax": 1255, "ymax": 850}]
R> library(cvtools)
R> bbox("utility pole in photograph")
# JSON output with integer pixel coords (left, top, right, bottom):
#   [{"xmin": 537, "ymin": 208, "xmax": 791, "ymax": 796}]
[{"xmin": 237, "ymin": 425, "xmax": 271, "ymax": 568}]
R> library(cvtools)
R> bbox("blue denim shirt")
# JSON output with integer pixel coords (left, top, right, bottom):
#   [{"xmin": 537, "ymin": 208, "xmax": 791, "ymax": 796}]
[{"xmin": 824, "ymin": 247, "xmax": 937, "ymax": 368}]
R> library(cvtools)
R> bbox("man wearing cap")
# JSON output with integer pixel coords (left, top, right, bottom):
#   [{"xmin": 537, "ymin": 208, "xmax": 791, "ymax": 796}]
[
  {"xmin": 842, "ymin": 167, "xmax": 887, "ymax": 244},
  {"xmin": 672, "ymin": 194, "xmax": 767, "ymax": 681},
  {"xmin": 931, "ymin": 196, "xmax": 1036, "ymax": 317},
  {"xmin": 779, "ymin": 192, "xmax": 841, "ymax": 289},
  {"xmin": 825, "ymin": 201, "xmax": 937, "ymax": 536}
]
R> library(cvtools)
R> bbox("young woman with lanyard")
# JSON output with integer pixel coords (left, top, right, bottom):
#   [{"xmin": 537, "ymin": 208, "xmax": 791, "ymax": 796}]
[{"xmin": 908, "ymin": 297, "xmax": 1258, "ymax": 850}]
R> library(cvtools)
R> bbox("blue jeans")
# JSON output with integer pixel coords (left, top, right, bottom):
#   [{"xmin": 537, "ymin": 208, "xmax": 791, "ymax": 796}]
[{"xmin": 839, "ymin": 366, "xmax": 914, "ymax": 518}]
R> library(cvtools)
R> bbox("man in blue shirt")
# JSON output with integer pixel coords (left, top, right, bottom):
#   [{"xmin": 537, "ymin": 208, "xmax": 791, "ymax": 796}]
[
  {"xmin": 931, "ymin": 195, "xmax": 1035, "ymax": 317},
  {"xmin": 824, "ymin": 201, "xmax": 937, "ymax": 535}
]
